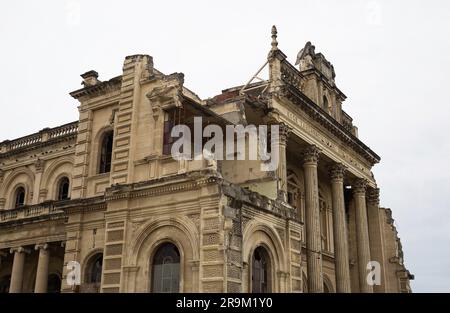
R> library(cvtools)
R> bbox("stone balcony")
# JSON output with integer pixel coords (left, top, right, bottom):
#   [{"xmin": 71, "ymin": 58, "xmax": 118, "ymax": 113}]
[
  {"xmin": 0, "ymin": 201, "xmax": 66, "ymax": 225},
  {"xmin": 0, "ymin": 121, "xmax": 78, "ymax": 156}
]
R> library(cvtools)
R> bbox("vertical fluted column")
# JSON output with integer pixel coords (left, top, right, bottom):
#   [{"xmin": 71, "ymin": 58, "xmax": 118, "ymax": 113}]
[
  {"xmin": 329, "ymin": 164, "xmax": 351, "ymax": 293},
  {"xmin": 353, "ymin": 179, "xmax": 373, "ymax": 293},
  {"xmin": 302, "ymin": 145, "xmax": 323, "ymax": 293},
  {"xmin": 275, "ymin": 123, "xmax": 291, "ymax": 202},
  {"xmin": 9, "ymin": 247, "xmax": 30, "ymax": 293},
  {"xmin": 367, "ymin": 188, "xmax": 386, "ymax": 292},
  {"xmin": 34, "ymin": 243, "xmax": 50, "ymax": 293}
]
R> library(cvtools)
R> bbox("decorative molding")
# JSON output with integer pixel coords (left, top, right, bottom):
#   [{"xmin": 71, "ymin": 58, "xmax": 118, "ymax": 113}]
[
  {"xmin": 10, "ymin": 246, "xmax": 31, "ymax": 254},
  {"xmin": 367, "ymin": 188, "xmax": 380, "ymax": 205},
  {"xmin": 329, "ymin": 163, "xmax": 346, "ymax": 180},
  {"xmin": 301, "ymin": 145, "xmax": 321, "ymax": 164},
  {"xmin": 35, "ymin": 158, "xmax": 45, "ymax": 173},
  {"xmin": 35, "ymin": 243, "xmax": 49, "ymax": 251},
  {"xmin": 352, "ymin": 178, "xmax": 367, "ymax": 195}
]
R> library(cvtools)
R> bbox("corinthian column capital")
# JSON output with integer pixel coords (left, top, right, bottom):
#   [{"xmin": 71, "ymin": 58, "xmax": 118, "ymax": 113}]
[
  {"xmin": 352, "ymin": 178, "xmax": 368, "ymax": 195},
  {"xmin": 302, "ymin": 145, "xmax": 321, "ymax": 165},
  {"xmin": 277, "ymin": 123, "xmax": 291, "ymax": 144},
  {"xmin": 35, "ymin": 243, "xmax": 49, "ymax": 251},
  {"xmin": 10, "ymin": 246, "xmax": 31, "ymax": 255},
  {"xmin": 329, "ymin": 163, "xmax": 347, "ymax": 181},
  {"xmin": 367, "ymin": 188, "xmax": 380, "ymax": 205}
]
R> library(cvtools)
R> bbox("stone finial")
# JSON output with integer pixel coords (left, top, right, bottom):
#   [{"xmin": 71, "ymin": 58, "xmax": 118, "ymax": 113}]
[
  {"xmin": 81, "ymin": 70, "xmax": 100, "ymax": 87},
  {"xmin": 271, "ymin": 25, "xmax": 278, "ymax": 51}
]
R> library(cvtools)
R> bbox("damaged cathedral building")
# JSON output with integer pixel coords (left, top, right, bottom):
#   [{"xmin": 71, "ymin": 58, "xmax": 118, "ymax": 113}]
[{"xmin": 0, "ymin": 27, "xmax": 412, "ymax": 293}]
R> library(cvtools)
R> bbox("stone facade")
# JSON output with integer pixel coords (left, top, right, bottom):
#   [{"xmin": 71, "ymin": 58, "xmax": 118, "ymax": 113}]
[{"xmin": 0, "ymin": 27, "xmax": 413, "ymax": 293}]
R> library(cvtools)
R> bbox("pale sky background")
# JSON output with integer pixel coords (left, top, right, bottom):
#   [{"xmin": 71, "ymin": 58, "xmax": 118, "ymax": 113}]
[{"xmin": 1, "ymin": 0, "xmax": 449, "ymax": 292}]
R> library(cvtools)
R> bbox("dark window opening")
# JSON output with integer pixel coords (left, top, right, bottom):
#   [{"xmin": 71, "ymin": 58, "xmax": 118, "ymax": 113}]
[
  {"xmin": 151, "ymin": 243, "xmax": 180, "ymax": 293},
  {"xmin": 14, "ymin": 187, "xmax": 25, "ymax": 208},
  {"xmin": 163, "ymin": 107, "xmax": 185, "ymax": 155},
  {"xmin": 57, "ymin": 177, "xmax": 70, "ymax": 200},
  {"xmin": 252, "ymin": 246, "xmax": 271, "ymax": 293},
  {"xmin": 0, "ymin": 275, "xmax": 11, "ymax": 293},
  {"xmin": 99, "ymin": 131, "xmax": 113, "ymax": 174},
  {"xmin": 86, "ymin": 254, "xmax": 103, "ymax": 285},
  {"xmin": 287, "ymin": 191, "xmax": 294, "ymax": 206},
  {"xmin": 323, "ymin": 95, "xmax": 329, "ymax": 111},
  {"xmin": 47, "ymin": 274, "xmax": 62, "ymax": 293}
]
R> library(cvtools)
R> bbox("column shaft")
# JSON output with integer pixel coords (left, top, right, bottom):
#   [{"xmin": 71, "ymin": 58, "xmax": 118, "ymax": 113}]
[
  {"xmin": 9, "ymin": 247, "xmax": 29, "ymax": 293},
  {"xmin": 302, "ymin": 145, "xmax": 323, "ymax": 293},
  {"xmin": 275, "ymin": 124, "xmax": 290, "ymax": 202},
  {"xmin": 35, "ymin": 244, "xmax": 50, "ymax": 293},
  {"xmin": 367, "ymin": 188, "xmax": 386, "ymax": 292},
  {"xmin": 329, "ymin": 164, "xmax": 351, "ymax": 292},
  {"xmin": 353, "ymin": 179, "xmax": 373, "ymax": 293}
]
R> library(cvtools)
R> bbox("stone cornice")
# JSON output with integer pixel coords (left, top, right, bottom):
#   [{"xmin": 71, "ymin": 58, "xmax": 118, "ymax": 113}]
[
  {"xmin": 105, "ymin": 170, "xmax": 220, "ymax": 201},
  {"xmin": 69, "ymin": 76, "xmax": 122, "ymax": 100},
  {"xmin": 278, "ymin": 84, "xmax": 380, "ymax": 166},
  {"xmin": 221, "ymin": 181, "xmax": 298, "ymax": 221}
]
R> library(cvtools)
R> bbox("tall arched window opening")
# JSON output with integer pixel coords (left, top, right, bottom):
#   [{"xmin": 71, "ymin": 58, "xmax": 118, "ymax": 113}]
[
  {"xmin": 84, "ymin": 253, "xmax": 103, "ymax": 293},
  {"xmin": 57, "ymin": 177, "xmax": 70, "ymax": 200},
  {"xmin": 151, "ymin": 242, "xmax": 180, "ymax": 293},
  {"xmin": 251, "ymin": 246, "xmax": 271, "ymax": 293},
  {"xmin": 14, "ymin": 186, "xmax": 25, "ymax": 208},
  {"xmin": 99, "ymin": 131, "xmax": 113, "ymax": 174}
]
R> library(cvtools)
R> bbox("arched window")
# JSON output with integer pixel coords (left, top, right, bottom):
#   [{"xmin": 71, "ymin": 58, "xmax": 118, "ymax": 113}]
[
  {"xmin": 57, "ymin": 177, "xmax": 70, "ymax": 200},
  {"xmin": 85, "ymin": 253, "xmax": 103, "ymax": 286},
  {"xmin": 14, "ymin": 186, "xmax": 25, "ymax": 208},
  {"xmin": 151, "ymin": 243, "xmax": 180, "ymax": 293},
  {"xmin": 47, "ymin": 274, "xmax": 62, "ymax": 293},
  {"xmin": 323, "ymin": 95, "xmax": 329, "ymax": 111},
  {"xmin": 251, "ymin": 246, "xmax": 271, "ymax": 293},
  {"xmin": 99, "ymin": 131, "xmax": 113, "ymax": 174}
]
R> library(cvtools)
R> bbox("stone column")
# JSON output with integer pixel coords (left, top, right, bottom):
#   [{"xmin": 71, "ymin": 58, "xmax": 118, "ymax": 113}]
[
  {"xmin": 9, "ymin": 247, "xmax": 30, "ymax": 293},
  {"xmin": 367, "ymin": 188, "xmax": 387, "ymax": 292},
  {"xmin": 34, "ymin": 243, "xmax": 50, "ymax": 293},
  {"xmin": 352, "ymin": 179, "xmax": 373, "ymax": 293},
  {"xmin": 275, "ymin": 123, "xmax": 290, "ymax": 202},
  {"xmin": 329, "ymin": 164, "xmax": 351, "ymax": 293},
  {"xmin": 302, "ymin": 145, "xmax": 323, "ymax": 293}
]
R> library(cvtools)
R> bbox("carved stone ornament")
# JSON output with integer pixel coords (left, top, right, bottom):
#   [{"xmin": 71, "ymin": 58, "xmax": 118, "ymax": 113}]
[
  {"xmin": 302, "ymin": 145, "xmax": 320, "ymax": 164},
  {"xmin": 329, "ymin": 163, "xmax": 346, "ymax": 180},
  {"xmin": 35, "ymin": 158, "xmax": 45, "ymax": 173},
  {"xmin": 352, "ymin": 178, "xmax": 367, "ymax": 195},
  {"xmin": 367, "ymin": 188, "xmax": 380, "ymax": 205}
]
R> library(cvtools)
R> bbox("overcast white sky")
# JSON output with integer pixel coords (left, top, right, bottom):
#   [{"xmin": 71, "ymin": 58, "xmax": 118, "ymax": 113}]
[{"xmin": 1, "ymin": 0, "xmax": 449, "ymax": 292}]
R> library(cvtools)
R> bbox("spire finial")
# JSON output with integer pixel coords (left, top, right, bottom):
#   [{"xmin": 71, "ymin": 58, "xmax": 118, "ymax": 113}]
[{"xmin": 271, "ymin": 25, "xmax": 278, "ymax": 51}]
